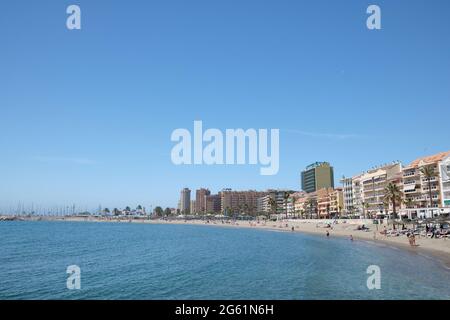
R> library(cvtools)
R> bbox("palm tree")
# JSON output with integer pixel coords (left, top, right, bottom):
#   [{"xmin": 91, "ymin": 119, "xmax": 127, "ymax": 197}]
[
  {"xmin": 283, "ymin": 192, "xmax": 291, "ymax": 219},
  {"xmin": 383, "ymin": 182, "xmax": 403, "ymax": 220},
  {"xmin": 404, "ymin": 197, "xmax": 415, "ymax": 209},
  {"xmin": 302, "ymin": 201, "xmax": 309, "ymax": 219},
  {"xmin": 237, "ymin": 205, "xmax": 243, "ymax": 218},
  {"xmin": 362, "ymin": 201, "xmax": 370, "ymax": 219},
  {"xmin": 247, "ymin": 205, "xmax": 256, "ymax": 218},
  {"xmin": 268, "ymin": 197, "xmax": 276, "ymax": 221},
  {"xmin": 304, "ymin": 198, "xmax": 317, "ymax": 219},
  {"xmin": 421, "ymin": 165, "xmax": 437, "ymax": 209},
  {"xmin": 243, "ymin": 204, "xmax": 249, "ymax": 215},
  {"xmin": 224, "ymin": 206, "xmax": 231, "ymax": 217},
  {"xmin": 154, "ymin": 206, "xmax": 163, "ymax": 217},
  {"xmin": 290, "ymin": 195, "xmax": 297, "ymax": 218}
]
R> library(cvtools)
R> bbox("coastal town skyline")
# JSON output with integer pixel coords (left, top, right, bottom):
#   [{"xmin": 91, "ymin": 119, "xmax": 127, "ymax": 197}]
[
  {"xmin": 3, "ymin": 148, "xmax": 449, "ymax": 218},
  {"xmin": 2, "ymin": 0, "xmax": 450, "ymax": 209}
]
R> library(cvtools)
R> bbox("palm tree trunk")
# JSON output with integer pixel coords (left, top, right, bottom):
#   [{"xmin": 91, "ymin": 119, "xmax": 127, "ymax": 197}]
[
  {"xmin": 428, "ymin": 178, "xmax": 433, "ymax": 208},
  {"xmin": 285, "ymin": 200, "xmax": 288, "ymax": 220},
  {"xmin": 393, "ymin": 199, "xmax": 396, "ymax": 220}
]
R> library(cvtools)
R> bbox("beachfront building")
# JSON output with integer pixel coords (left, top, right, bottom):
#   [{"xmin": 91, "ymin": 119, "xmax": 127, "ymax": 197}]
[
  {"xmin": 205, "ymin": 194, "xmax": 221, "ymax": 214},
  {"xmin": 340, "ymin": 176, "xmax": 354, "ymax": 216},
  {"xmin": 287, "ymin": 191, "xmax": 304, "ymax": 217},
  {"xmin": 359, "ymin": 162, "xmax": 403, "ymax": 218},
  {"xmin": 351, "ymin": 175, "xmax": 363, "ymax": 217},
  {"xmin": 441, "ymin": 155, "xmax": 450, "ymax": 209},
  {"xmin": 256, "ymin": 190, "xmax": 294, "ymax": 217},
  {"xmin": 401, "ymin": 151, "xmax": 450, "ymax": 218},
  {"xmin": 195, "ymin": 188, "xmax": 211, "ymax": 214},
  {"xmin": 219, "ymin": 189, "xmax": 268, "ymax": 216},
  {"xmin": 179, "ymin": 188, "xmax": 191, "ymax": 214},
  {"xmin": 289, "ymin": 191, "xmax": 306, "ymax": 217},
  {"xmin": 292, "ymin": 191, "xmax": 318, "ymax": 219},
  {"xmin": 339, "ymin": 174, "xmax": 363, "ymax": 217},
  {"xmin": 317, "ymin": 188, "xmax": 343, "ymax": 218},
  {"xmin": 301, "ymin": 162, "xmax": 334, "ymax": 193}
]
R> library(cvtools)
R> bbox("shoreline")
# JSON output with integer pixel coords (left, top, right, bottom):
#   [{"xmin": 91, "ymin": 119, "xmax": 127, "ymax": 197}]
[{"xmin": 2, "ymin": 215, "xmax": 450, "ymax": 269}]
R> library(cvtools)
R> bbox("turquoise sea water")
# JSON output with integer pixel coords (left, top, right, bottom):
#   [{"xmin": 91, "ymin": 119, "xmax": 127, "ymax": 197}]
[{"xmin": 0, "ymin": 221, "xmax": 449, "ymax": 300}]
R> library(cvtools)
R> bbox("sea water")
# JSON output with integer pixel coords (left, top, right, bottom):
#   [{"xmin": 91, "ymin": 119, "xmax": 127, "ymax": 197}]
[{"xmin": 0, "ymin": 221, "xmax": 449, "ymax": 300}]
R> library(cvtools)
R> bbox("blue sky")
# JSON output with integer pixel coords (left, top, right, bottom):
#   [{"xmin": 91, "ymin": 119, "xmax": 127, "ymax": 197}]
[{"xmin": 1, "ymin": 0, "xmax": 449, "ymax": 211}]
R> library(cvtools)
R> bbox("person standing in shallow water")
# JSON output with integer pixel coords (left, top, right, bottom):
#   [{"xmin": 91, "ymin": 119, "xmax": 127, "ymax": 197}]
[
  {"xmin": 350, "ymin": 235, "xmax": 353, "ymax": 241},
  {"xmin": 326, "ymin": 230, "xmax": 329, "ymax": 237}
]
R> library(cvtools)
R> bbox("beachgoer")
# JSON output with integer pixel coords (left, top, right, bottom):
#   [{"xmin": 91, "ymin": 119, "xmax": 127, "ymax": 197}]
[
  {"xmin": 408, "ymin": 234, "xmax": 413, "ymax": 246},
  {"xmin": 350, "ymin": 235, "xmax": 353, "ymax": 241},
  {"xmin": 326, "ymin": 230, "xmax": 330, "ymax": 237},
  {"xmin": 291, "ymin": 226, "xmax": 294, "ymax": 232}
]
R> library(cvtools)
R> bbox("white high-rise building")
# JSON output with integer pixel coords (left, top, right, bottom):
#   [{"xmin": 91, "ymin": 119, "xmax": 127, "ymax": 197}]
[
  {"xmin": 340, "ymin": 174, "xmax": 363, "ymax": 217},
  {"xmin": 340, "ymin": 176, "xmax": 353, "ymax": 215},
  {"xmin": 179, "ymin": 188, "xmax": 191, "ymax": 214}
]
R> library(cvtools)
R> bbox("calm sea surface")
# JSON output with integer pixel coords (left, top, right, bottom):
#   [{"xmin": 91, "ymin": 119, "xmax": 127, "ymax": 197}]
[{"xmin": 1, "ymin": 221, "xmax": 449, "ymax": 300}]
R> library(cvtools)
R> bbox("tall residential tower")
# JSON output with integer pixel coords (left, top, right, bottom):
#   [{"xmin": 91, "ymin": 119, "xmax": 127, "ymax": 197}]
[
  {"xmin": 179, "ymin": 188, "xmax": 191, "ymax": 214},
  {"xmin": 301, "ymin": 162, "xmax": 334, "ymax": 193}
]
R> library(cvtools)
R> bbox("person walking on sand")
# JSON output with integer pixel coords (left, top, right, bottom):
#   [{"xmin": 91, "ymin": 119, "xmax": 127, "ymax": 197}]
[
  {"xmin": 411, "ymin": 233, "xmax": 416, "ymax": 246},
  {"xmin": 408, "ymin": 233, "xmax": 417, "ymax": 247}
]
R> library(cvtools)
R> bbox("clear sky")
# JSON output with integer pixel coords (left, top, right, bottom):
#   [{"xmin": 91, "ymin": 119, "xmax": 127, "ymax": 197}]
[{"xmin": 1, "ymin": 0, "xmax": 449, "ymax": 212}]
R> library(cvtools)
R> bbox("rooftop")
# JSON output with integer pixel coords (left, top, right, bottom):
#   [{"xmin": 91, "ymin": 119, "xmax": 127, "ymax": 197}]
[{"xmin": 408, "ymin": 151, "xmax": 450, "ymax": 168}]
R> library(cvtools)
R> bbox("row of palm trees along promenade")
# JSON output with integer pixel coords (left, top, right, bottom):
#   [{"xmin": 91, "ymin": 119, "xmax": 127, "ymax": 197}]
[{"xmin": 177, "ymin": 150, "xmax": 450, "ymax": 222}]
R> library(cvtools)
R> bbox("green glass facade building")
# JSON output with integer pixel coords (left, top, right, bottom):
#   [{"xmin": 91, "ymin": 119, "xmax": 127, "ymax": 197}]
[{"xmin": 301, "ymin": 162, "xmax": 334, "ymax": 193}]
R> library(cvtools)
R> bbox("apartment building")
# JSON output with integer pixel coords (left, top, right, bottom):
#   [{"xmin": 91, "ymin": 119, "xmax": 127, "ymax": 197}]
[
  {"xmin": 195, "ymin": 188, "xmax": 211, "ymax": 213},
  {"xmin": 402, "ymin": 151, "xmax": 450, "ymax": 218},
  {"xmin": 317, "ymin": 187, "xmax": 343, "ymax": 218},
  {"xmin": 340, "ymin": 176, "xmax": 353, "ymax": 215},
  {"xmin": 359, "ymin": 162, "xmax": 403, "ymax": 217},
  {"xmin": 190, "ymin": 200, "xmax": 196, "ymax": 215},
  {"xmin": 205, "ymin": 194, "xmax": 221, "ymax": 214},
  {"xmin": 291, "ymin": 191, "xmax": 318, "ymax": 219},
  {"xmin": 287, "ymin": 192, "xmax": 306, "ymax": 217},
  {"xmin": 256, "ymin": 190, "xmax": 293, "ymax": 216},
  {"xmin": 340, "ymin": 174, "xmax": 363, "ymax": 217},
  {"xmin": 219, "ymin": 189, "xmax": 269, "ymax": 215},
  {"xmin": 351, "ymin": 175, "xmax": 363, "ymax": 216},
  {"xmin": 440, "ymin": 154, "xmax": 450, "ymax": 208},
  {"xmin": 179, "ymin": 188, "xmax": 191, "ymax": 214}
]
